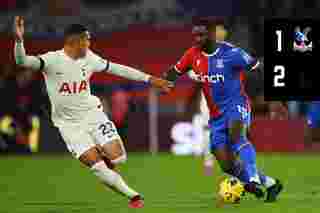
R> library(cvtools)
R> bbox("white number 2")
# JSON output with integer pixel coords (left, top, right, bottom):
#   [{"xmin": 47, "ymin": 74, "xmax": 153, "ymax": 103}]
[
  {"xmin": 274, "ymin": 65, "xmax": 285, "ymax": 87},
  {"xmin": 276, "ymin": 30, "xmax": 282, "ymax": 52}
]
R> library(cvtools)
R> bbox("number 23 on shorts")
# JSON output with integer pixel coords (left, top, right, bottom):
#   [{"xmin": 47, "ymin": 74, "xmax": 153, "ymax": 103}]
[{"xmin": 98, "ymin": 121, "xmax": 117, "ymax": 139}]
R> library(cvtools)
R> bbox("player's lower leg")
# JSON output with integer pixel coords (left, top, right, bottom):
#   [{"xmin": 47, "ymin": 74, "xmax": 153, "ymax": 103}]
[
  {"xmin": 229, "ymin": 122, "xmax": 260, "ymax": 181},
  {"xmin": 102, "ymin": 154, "xmax": 144, "ymax": 207},
  {"xmin": 230, "ymin": 137, "xmax": 259, "ymax": 182},
  {"xmin": 213, "ymin": 145, "xmax": 264, "ymax": 198},
  {"xmin": 91, "ymin": 161, "xmax": 139, "ymax": 198},
  {"xmin": 79, "ymin": 147, "xmax": 144, "ymax": 208},
  {"xmin": 230, "ymin": 160, "xmax": 265, "ymax": 199},
  {"xmin": 230, "ymin": 139, "xmax": 284, "ymax": 201},
  {"xmin": 215, "ymin": 157, "xmax": 263, "ymax": 199},
  {"xmin": 230, "ymin": 138, "xmax": 264, "ymax": 198},
  {"xmin": 97, "ymin": 140, "xmax": 144, "ymax": 207}
]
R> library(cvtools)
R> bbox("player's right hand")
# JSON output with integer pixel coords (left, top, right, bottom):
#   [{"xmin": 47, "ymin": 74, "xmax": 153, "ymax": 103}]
[
  {"xmin": 14, "ymin": 16, "xmax": 24, "ymax": 41},
  {"xmin": 149, "ymin": 76, "xmax": 174, "ymax": 93}
]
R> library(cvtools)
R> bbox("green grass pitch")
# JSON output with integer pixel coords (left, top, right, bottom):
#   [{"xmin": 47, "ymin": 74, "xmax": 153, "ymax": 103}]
[{"xmin": 1, "ymin": 153, "xmax": 320, "ymax": 213}]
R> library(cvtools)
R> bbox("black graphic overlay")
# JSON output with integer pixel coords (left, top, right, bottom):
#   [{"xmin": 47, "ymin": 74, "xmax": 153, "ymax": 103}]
[{"xmin": 264, "ymin": 18, "xmax": 319, "ymax": 101}]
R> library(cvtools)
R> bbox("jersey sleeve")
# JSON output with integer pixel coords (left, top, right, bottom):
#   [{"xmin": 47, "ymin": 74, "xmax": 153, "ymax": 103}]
[
  {"xmin": 174, "ymin": 48, "xmax": 194, "ymax": 74},
  {"xmin": 37, "ymin": 51, "xmax": 57, "ymax": 73},
  {"xmin": 89, "ymin": 51, "xmax": 110, "ymax": 72},
  {"xmin": 231, "ymin": 48, "xmax": 260, "ymax": 72}
]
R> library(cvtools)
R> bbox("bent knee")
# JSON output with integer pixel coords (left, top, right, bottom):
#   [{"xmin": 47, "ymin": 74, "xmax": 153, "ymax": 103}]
[
  {"xmin": 110, "ymin": 154, "xmax": 127, "ymax": 165},
  {"xmin": 101, "ymin": 139, "xmax": 127, "ymax": 160}
]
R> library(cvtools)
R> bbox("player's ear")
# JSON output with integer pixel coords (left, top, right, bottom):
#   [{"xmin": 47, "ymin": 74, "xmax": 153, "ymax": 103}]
[
  {"xmin": 79, "ymin": 36, "xmax": 89, "ymax": 47},
  {"xmin": 224, "ymin": 29, "xmax": 229, "ymax": 40},
  {"xmin": 222, "ymin": 25, "xmax": 230, "ymax": 40}
]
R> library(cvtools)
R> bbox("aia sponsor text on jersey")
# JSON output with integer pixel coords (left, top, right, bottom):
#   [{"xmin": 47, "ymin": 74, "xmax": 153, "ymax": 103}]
[{"xmin": 59, "ymin": 80, "xmax": 88, "ymax": 94}]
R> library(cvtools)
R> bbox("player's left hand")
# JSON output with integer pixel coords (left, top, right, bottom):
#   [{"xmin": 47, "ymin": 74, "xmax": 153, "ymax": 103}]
[
  {"xmin": 269, "ymin": 101, "xmax": 288, "ymax": 120},
  {"xmin": 149, "ymin": 76, "xmax": 174, "ymax": 93}
]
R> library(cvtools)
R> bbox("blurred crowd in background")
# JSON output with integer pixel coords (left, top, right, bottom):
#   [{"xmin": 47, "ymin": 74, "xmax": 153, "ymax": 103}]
[{"xmin": 0, "ymin": 0, "xmax": 318, "ymax": 153}]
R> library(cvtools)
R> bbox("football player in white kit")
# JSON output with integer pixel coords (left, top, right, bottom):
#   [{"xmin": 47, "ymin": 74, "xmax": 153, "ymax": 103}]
[{"xmin": 14, "ymin": 16, "xmax": 173, "ymax": 208}]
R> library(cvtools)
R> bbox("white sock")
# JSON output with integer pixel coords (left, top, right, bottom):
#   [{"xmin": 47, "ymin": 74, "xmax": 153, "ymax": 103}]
[
  {"xmin": 91, "ymin": 161, "xmax": 139, "ymax": 198},
  {"xmin": 264, "ymin": 176, "xmax": 276, "ymax": 188},
  {"xmin": 249, "ymin": 174, "xmax": 261, "ymax": 185}
]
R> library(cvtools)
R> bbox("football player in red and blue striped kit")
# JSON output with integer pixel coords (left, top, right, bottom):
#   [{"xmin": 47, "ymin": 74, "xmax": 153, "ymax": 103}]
[{"xmin": 163, "ymin": 17, "xmax": 284, "ymax": 202}]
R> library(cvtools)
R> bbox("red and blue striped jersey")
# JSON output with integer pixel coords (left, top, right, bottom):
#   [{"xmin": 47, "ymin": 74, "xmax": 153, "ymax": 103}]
[{"xmin": 175, "ymin": 42, "xmax": 259, "ymax": 119}]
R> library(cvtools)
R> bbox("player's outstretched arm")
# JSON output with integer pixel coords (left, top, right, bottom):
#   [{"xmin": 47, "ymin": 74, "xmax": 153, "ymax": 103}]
[
  {"xmin": 162, "ymin": 48, "xmax": 194, "ymax": 84},
  {"xmin": 14, "ymin": 16, "xmax": 42, "ymax": 70},
  {"xmin": 107, "ymin": 62, "xmax": 174, "ymax": 93},
  {"xmin": 163, "ymin": 67, "xmax": 182, "ymax": 83}
]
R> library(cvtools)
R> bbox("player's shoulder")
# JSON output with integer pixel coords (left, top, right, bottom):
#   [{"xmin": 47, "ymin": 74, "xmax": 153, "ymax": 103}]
[
  {"xmin": 42, "ymin": 49, "xmax": 63, "ymax": 56},
  {"xmin": 39, "ymin": 49, "xmax": 64, "ymax": 59},
  {"xmin": 85, "ymin": 49, "xmax": 108, "ymax": 67},
  {"xmin": 88, "ymin": 49, "xmax": 106, "ymax": 58},
  {"xmin": 218, "ymin": 41, "xmax": 236, "ymax": 49},
  {"xmin": 86, "ymin": 49, "xmax": 104, "ymax": 61},
  {"xmin": 87, "ymin": 49, "xmax": 97, "ymax": 57},
  {"xmin": 221, "ymin": 43, "xmax": 248, "ymax": 57},
  {"xmin": 218, "ymin": 42, "xmax": 240, "ymax": 53},
  {"xmin": 38, "ymin": 49, "xmax": 64, "ymax": 65}
]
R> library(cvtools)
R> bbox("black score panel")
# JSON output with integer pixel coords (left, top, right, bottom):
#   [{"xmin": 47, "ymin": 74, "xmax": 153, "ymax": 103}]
[{"xmin": 264, "ymin": 18, "xmax": 319, "ymax": 101}]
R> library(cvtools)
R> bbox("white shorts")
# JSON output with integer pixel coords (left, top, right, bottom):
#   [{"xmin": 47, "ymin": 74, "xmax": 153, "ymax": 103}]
[{"xmin": 58, "ymin": 110, "xmax": 122, "ymax": 158}]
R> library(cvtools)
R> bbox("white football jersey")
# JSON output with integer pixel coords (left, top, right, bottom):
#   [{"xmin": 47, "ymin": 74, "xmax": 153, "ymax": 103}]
[{"xmin": 39, "ymin": 49, "xmax": 108, "ymax": 127}]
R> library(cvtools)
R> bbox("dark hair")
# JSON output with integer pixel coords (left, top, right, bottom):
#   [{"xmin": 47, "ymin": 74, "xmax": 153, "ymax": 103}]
[
  {"xmin": 192, "ymin": 16, "xmax": 230, "ymax": 29},
  {"xmin": 64, "ymin": 24, "xmax": 88, "ymax": 38}
]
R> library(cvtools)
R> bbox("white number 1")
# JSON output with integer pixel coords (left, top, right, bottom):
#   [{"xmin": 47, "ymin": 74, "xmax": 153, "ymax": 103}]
[
  {"xmin": 274, "ymin": 65, "xmax": 285, "ymax": 87},
  {"xmin": 276, "ymin": 30, "xmax": 282, "ymax": 52}
]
